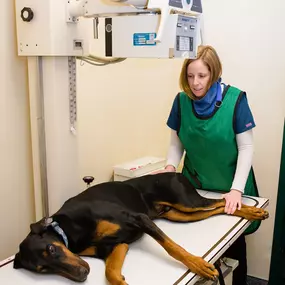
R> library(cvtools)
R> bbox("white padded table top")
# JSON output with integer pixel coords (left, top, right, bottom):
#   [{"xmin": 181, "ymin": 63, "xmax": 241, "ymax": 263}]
[{"xmin": 0, "ymin": 191, "xmax": 269, "ymax": 285}]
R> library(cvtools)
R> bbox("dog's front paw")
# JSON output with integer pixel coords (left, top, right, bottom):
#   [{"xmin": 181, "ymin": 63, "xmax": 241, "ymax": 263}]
[
  {"xmin": 187, "ymin": 256, "xmax": 219, "ymax": 280},
  {"xmin": 118, "ymin": 277, "xmax": 128, "ymax": 285},
  {"xmin": 109, "ymin": 276, "xmax": 128, "ymax": 285},
  {"xmin": 116, "ymin": 275, "xmax": 128, "ymax": 285},
  {"xmin": 106, "ymin": 272, "xmax": 128, "ymax": 285}
]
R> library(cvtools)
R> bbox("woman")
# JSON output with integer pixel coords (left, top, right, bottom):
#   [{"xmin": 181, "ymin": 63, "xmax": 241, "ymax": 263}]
[{"xmin": 162, "ymin": 45, "xmax": 260, "ymax": 285}]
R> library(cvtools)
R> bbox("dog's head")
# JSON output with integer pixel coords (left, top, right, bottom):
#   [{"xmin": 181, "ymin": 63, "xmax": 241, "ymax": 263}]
[{"xmin": 13, "ymin": 218, "xmax": 90, "ymax": 282}]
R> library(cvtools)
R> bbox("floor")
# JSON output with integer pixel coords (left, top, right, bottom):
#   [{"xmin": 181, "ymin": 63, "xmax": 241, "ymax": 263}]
[{"xmin": 247, "ymin": 276, "xmax": 268, "ymax": 285}]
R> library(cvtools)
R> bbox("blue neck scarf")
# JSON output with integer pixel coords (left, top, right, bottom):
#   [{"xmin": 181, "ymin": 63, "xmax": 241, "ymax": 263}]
[{"xmin": 193, "ymin": 79, "xmax": 222, "ymax": 116}]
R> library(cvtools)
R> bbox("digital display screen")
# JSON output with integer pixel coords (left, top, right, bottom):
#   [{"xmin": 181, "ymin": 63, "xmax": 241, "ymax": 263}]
[{"xmin": 177, "ymin": 36, "xmax": 193, "ymax": 51}]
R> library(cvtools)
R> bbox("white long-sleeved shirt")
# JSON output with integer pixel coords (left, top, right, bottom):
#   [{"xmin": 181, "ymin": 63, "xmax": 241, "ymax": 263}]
[{"xmin": 166, "ymin": 129, "xmax": 254, "ymax": 193}]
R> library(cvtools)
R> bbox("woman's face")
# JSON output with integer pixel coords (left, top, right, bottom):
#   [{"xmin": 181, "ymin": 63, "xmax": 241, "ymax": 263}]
[{"xmin": 187, "ymin": 59, "xmax": 211, "ymax": 98}]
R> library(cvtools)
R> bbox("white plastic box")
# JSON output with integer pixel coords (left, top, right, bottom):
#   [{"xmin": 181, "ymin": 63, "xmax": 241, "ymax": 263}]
[{"xmin": 113, "ymin": 156, "xmax": 166, "ymax": 181}]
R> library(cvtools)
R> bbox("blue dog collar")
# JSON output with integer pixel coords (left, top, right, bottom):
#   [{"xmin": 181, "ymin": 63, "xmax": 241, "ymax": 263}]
[{"xmin": 46, "ymin": 218, "xmax": 69, "ymax": 248}]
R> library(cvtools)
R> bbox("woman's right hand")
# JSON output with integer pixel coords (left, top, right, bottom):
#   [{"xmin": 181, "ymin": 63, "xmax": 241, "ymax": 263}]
[{"xmin": 152, "ymin": 165, "xmax": 176, "ymax": 174}]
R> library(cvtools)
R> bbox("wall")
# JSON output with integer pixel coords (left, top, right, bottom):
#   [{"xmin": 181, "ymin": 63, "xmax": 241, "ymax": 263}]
[
  {"xmin": 77, "ymin": 0, "xmax": 285, "ymax": 280},
  {"xmin": 0, "ymin": 0, "xmax": 34, "ymax": 260},
  {"xmin": 77, "ymin": 58, "xmax": 183, "ymax": 183}
]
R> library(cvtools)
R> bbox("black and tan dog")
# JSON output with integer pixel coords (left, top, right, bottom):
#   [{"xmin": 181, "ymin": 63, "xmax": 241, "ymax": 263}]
[{"xmin": 14, "ymin": 172, "xmax": 269, "ymax": 284}]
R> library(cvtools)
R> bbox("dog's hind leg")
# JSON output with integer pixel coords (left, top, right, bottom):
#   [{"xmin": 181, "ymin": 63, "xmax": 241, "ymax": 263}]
[
  {"xmin": 157, "ymin": 202, "xmax": 268, "ymax": 223},
  {"xmin": 105, "ymin": 243, "xmax": 129, "ymax": 285},
  {"xmin": 133, "ymin": 213, "xmax": 219, "ymax": 280},
  {"xmin": 156, "ymin": 200, "xmax": 226, "ymax": 214},
  {"xmin": 232, "ymin": 205, "xmax": 269, "ymax": 221},
  {"xmin": 160, "ymin": 206, "xmax": 226, "ymax": 222}
]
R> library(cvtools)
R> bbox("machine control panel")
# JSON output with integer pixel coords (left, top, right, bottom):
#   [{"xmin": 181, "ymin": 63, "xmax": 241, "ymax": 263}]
[{"xmin": 174, "ymin": 15, "xmax": 199, "ymax": 58}]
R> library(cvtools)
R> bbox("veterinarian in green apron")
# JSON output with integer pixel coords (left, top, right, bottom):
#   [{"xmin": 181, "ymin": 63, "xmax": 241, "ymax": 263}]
[{"xmin": 162, "ymin": 45, "xmax": 260, "ymax": 285}]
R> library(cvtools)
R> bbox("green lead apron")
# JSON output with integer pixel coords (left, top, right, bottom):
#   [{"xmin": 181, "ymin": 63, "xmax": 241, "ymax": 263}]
[{"xmin": 178, "ymin": 86, "xmax": 260, "ymax": 235}]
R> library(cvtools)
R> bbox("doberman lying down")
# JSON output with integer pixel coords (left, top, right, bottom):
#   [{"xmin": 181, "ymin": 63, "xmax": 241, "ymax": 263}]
[{"xmin": 14, "ymin": 172, "xmax": 269, "ymax": 284}]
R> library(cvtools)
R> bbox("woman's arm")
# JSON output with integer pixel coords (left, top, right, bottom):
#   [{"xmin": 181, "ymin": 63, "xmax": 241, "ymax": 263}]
[
  {"xmin": 223, "ymin": 129, "xmax": 254, "ymax": 214},
  {"xmin": 231, "ymin": 129, "xmax": 254, "ymax": 192},
  {"xmin": 165, "ymin": 130, "xmax": 185, "ymax": 171}
]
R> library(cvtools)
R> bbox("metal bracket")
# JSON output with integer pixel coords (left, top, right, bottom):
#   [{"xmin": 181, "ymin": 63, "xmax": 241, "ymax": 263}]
[{"xmin": 66, "ymin": 0, "xmax": 88, "ymax": 23}]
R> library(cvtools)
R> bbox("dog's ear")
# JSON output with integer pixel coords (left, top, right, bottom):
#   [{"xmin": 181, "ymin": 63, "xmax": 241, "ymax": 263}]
[
  {"xmin": 30, "ymin": 218, "xmax": 48, "ymax": 234},
  {"xmin": 13, "ymin": 253, "xmax": 23, "ymax": 269}
]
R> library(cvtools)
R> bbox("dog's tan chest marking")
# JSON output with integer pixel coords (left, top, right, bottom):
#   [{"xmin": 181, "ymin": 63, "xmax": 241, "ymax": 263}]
[
  {"xmin": 79, "ymin": 246, "xmax": 97, "ymax": 256},
  {"xmin": 94, "ymin": 220, "xmax": 120, "ymax": 240}
]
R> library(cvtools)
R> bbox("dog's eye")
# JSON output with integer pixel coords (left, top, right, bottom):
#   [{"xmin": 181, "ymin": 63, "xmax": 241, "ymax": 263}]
[
  {"xmin": 37, "ymin": 265, "xmax": 49, "ymax": 273},
  {"xmin": 41, "ymin": 266, "xmax": 49, "ymax": 273},
  {"xmin": 47, "ymin": 244, "xmax": 56, "ymax": 255},
  {"xmin": 164, "ymin": 206, "xmax": 171, "ymax": 212}
]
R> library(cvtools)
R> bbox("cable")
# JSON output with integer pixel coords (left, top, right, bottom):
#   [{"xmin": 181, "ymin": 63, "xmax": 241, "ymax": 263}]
[
  {"xmin": 214, "ymin": 261, "xmax": 226, "ymax": 285},
  {"xmin": 76, "ymin": 54, "xmax": 126, "ymax": 66}
]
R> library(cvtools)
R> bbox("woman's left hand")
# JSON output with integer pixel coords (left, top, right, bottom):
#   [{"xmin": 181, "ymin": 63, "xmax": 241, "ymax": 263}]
[{"xmin": 222, "ymin": 189, "xmax": 242, "ymax": 215}]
